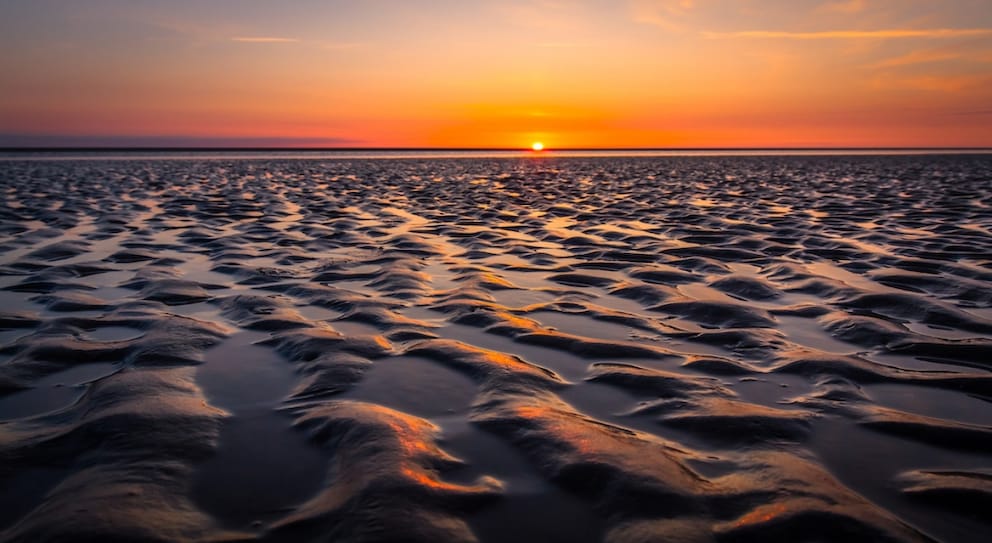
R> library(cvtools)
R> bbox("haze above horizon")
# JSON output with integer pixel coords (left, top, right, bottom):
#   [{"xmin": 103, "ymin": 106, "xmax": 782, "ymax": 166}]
[{"xmin": 2, "ymin": 0, "xmax": 991, "ymax": 148}]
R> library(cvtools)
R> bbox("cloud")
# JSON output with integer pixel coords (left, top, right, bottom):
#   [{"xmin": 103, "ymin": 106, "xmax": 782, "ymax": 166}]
[
  {"xmin": 536, "ymin": 41, "xmax": 589, "ymax": 48},
  {"xmin": 817, "ymin": 0, "xmax": 867, "ymax": 15},
  {"xmin": 704, "ymin": 28, "xmax": 992, "ymax": 40},
  {"xmin": 230, "ymin": 36, "xmax": 300, "ymax": 43},
  {"xmin": 869, "ymin": 49, "xmax": 963, "ymax": 69},
  {"xmin": 493, "ymin": 1, "xmax": 586, "ymax": 32},
  {"xmin": 949, "ymin": 109, "xmax": 992, "ymax": 116},
  {"xmin": 630, "ymin": 0, "xmax": 696, "ymax": 31},
  {"xmin": 869, "ymin": 44, "xmax": 992, "ymax": 69},
  {"xmin": 320, "ymin": 41, "xmax": 363, "ymax": 50},
  {"xmin": 0, "ymin": 134, "xmax": 359, "ymax": 148},
  {"xmin": 871, "ymin": 73, "xmax": 990, "ymax": 92}
]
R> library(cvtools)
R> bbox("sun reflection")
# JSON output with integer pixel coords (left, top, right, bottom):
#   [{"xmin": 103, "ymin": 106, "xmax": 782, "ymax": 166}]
[{"xmin": 734, "ymin": 502, "xmax": 789, "ymax": 527}]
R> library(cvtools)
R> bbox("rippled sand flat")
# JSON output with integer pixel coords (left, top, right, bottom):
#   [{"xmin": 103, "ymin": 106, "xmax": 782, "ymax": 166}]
[{"xmin": 1, "ymin": 154, "xmax": 990, "ymax": 542}]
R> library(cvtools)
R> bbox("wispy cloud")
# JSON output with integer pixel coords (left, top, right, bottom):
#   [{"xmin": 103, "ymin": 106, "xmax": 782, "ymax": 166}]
[
  {"xmin": 630, "ymin": 0, "xmax": 696, "ymax": 31},
  {"xmin": 537, "ymin": 41, "xmax": 589, "ymax": 48},
  {"xmin": 320, "ymin": 41, "xmax": 363, "ymax": 50},
  {"xmin": 230, "ymin": 36, "xmax": 300, "ymax": 43},
  {"xmin": 872, "ymin": 72, "xmax": 990, "ymax": 92},
  {"xmin": 494, "ymin": 1, "xmax": 586, "ymax": 32},
  {"xmin": 949, "ymin": 109, "xmax": 992, "ymax": 116},
  {"xmin": 816, "ymin": 0, "xmax": 867, "ymax": 15},
  {"xmin": 704, "ymin": 28, "xmax": 992, "ymax": 40},
  {"xmin": 870, "ymin": 50, "xmax": 962, "ymax": 69},
  {"xmin": 868, "ymin": 43, "xmax": 992, "ymax": 69},
  {"xmin": 0, "ymin": 134, "xmax": 358, "ymax": 148}
]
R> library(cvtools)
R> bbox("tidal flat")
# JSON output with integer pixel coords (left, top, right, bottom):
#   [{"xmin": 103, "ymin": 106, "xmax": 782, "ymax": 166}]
[{"xmin": 0, "ymin": 153, "xmax": 990, "ymax": 542}]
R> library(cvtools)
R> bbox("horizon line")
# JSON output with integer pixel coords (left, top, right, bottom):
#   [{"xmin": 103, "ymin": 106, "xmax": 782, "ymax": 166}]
[{"xmin": 3, "ymin": 146, "xmax": 992, "ymax": 152}]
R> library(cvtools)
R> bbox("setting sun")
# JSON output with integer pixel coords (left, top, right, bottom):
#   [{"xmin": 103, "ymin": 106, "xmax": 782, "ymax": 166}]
[{"xmin": 531, "ymin": 142, "xmax": 544, "ymax": 152}]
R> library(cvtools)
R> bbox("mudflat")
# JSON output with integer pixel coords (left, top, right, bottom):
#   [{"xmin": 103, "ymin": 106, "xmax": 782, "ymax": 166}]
[{"xmin": 1, "ymin": 153, "xmax": 990, "ymax": 542}]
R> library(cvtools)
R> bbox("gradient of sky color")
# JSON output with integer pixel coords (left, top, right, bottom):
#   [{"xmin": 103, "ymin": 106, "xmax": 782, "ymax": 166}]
[{"xmin": 1, "ymin": 0, "xmax": 991, "ymax": 148}]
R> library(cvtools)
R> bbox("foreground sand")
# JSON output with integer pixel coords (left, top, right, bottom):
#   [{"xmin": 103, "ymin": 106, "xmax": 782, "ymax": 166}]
[{"xmin": 0, "ymin": 154, "xmax": 990, "ymax": 542}]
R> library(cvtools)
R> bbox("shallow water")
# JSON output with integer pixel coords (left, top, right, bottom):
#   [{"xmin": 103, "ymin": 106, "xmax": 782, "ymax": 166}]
[{"xmin": 1, "ymin": 154, "xmax": 991, "ymax": 542}]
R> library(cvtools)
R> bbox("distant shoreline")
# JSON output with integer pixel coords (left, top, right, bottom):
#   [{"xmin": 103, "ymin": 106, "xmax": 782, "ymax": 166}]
[
  {"xmin": 2, "ymin": 146, "xmax": 991, "ymax": 153},
  {"xmin": 3, "ymin": 147, "xmax": 991, "ymax": 162}
]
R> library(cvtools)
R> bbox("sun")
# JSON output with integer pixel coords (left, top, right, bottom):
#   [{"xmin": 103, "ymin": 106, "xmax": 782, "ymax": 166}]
[{"xmin": 531, "ymin": 141, "xmax": 544, "ymax": 152}]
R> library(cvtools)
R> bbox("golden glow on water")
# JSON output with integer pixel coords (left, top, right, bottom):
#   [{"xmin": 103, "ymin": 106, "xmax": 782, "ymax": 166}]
[{"xmin": 733, "ymin": 502, "xmax": 790, "ymax": 528}]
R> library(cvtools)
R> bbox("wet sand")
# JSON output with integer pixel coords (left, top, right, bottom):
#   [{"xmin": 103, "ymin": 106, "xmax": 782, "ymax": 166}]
[{"xmin": 1, "ymin": 154, "xmax": 990, "ymax": 542}]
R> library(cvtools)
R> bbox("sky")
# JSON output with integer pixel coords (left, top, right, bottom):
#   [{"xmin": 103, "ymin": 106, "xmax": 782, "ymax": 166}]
[{"xmin": 1, "ymin": 0, "xmax": 991, "ymax": 148}]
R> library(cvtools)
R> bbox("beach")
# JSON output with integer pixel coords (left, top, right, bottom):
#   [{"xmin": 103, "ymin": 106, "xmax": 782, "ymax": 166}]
[{"xmin": 1, "ymin": 152, "xmax": 990, "ymax": 542}]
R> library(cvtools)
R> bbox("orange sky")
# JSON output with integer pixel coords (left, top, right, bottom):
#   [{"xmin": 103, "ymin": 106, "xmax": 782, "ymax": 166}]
[{"xmin": 1, "ymin": 0, "xmax": 991, "ymax": 148}]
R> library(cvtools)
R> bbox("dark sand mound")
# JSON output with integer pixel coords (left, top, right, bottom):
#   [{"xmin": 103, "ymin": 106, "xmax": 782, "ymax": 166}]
[
  {"xmin": 674, "ymin": 328, "xmax": 789, "ymax": 354},
  {"xmin": 627, "ymin": 265, "xmax": 701, "ymax": 285},
  {"xmin": 260, "ymin": 327, "xmax": 394, "ymax": 361},
  {"xmin": 137, "ymin": 278, "xmax": 215, "ymax": 305},
  {"xmin": 653, "ymin": 301, "xmax": 777, "ymax": 329},
  {"xmin": 287, "ymin": 352, "xmax": 374, "ymax": 400},
  {"xmin": 269, "ymin": 401, "xmax": 501, "ymax": 543},
  {"xmin": 898, "ymin": 470, "xmax": 992, "ymax": 516},
  {"xmin": 772, "ymin": 352, "xmax": 992, "ymax": 395},
  {"xmin": 30, "ymin": 291, "xmax": 111, "ymax": 312},
  {"xmin": 709, "ymin": 275, "xmax": 782, "ymax": 301},
  {"xmin": 406, "ymin": 339, "xmax": 565, "ymax": 388},
  {"xmin": 548, "ymin": 272, "xmax": 619, "ymax": 288},
  {"xmin": 681, "ymin": 355, "xmax": 760, "ymax": 376},
  {"xmin": 840, "ymin": 292, "xmax": 992, "ymax": 334},
  {"xmin": 586, "ymin": 362, "xmax": 730, "ymax": 398},
  {"xmin": 636, "ymin": 396, "xmax": 814, "ymax": 443},
  {"xmin": 25, "ymin": 240, "xmax": 90, "ymax": 262},
  {"xmin": 0, "ymin": 311, "xmax": 229, "ymax": 386},
  {"xmin": 472, "ymin": 390, "xmax": 928, "ymax": 543},
  {"xmin": 856, "ymin": 406, "xmax": 992, "ymax": 452},
  {"xmin": 219, "ymin": 294, "xmax": 313, "ymax": 331},
  {"xmin": 0, "ymin": 368, "xmax": 237, "ymax": 542},
  {"xmin": 609, "ymin": 281, "xmax": 680, "ymax": 305}
]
